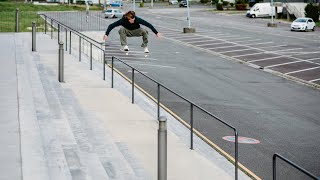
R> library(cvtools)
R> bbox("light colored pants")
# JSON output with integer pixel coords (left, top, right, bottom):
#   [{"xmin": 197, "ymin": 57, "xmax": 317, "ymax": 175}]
[{"xmin": 118, "ymin": 27, "xmax": 148, "ymax": 47}]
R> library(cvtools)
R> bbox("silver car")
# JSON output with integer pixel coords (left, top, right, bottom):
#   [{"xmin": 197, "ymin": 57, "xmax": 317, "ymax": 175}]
[{"xmin": 104, "ymin": 9, "xmax": 124, "ymax": 18}]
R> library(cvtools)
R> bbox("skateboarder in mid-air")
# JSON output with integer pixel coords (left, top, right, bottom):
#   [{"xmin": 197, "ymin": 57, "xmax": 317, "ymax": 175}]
[{"xmin": 103, "ymin": 10, "xmax": 161, "ymax": 53}]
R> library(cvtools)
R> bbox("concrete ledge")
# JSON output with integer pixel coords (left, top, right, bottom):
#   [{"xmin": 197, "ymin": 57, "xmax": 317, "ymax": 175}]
[{"xmin": 183, "ymin": 27, "xmax": 196, "ymax": 33}]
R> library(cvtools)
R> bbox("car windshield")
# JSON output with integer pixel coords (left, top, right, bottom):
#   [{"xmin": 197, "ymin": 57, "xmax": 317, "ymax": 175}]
[
  {"xmin": 106, "ymin": 10, "xmax": 112, "ymax": 12},
  {"xmin": 294, "ymin": 18, "xmax": 307, "ymax": 23}
]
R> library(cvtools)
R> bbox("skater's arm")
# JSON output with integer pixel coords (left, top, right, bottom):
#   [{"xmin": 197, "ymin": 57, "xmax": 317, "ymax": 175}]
[
  {"xmin": 105, "ymin": 19, "xmax": 122, "ymax": 36},
  {"xmin": 136, "ymin": 17, "xmax": 158, "ymax": 35}
]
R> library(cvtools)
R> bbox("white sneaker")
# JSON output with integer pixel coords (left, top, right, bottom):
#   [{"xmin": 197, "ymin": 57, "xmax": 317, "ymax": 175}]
[
  {"xmin": 144, "ymin": 47, "xmax": 149, "ymax": 53},
  {"xmin": 123, "ymin": 45, "xmax": 129, "ymax": 51}
]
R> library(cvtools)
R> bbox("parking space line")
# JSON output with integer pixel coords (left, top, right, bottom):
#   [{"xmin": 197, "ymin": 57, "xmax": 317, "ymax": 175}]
[
  {"xmin": 233, "ymin": 39, "xmax": 261, "ymax": 43},
  {"xmin": 188, "ymin": 39, "xmax": 221, "ymax": 43},
  {"xmin": 248, "ymin": 55, "xmax": 284, "ymax": 63},
  {"xmin": 285, "ymin": 66, "xmax": 320, "ymax": 75},
  {"xmin": 212, "ymin": 35, "xmax": 241, "ymax": 39},
  {"xmin": 307, "ymin": 57, "xmax": 320, "ymax": 61},
  {"xmin": 219, "ymin": 48, "xmax": 252, "ymax": 53},
  {"xmin": 208, "ymin": 45, "xmax": 241, "ymax": 49},
  {"xmin": 225, "ymin": 37, "xmax": 252, "ymax": 41},
  {"xmin": 310, "ymin": 78, "xmax": 320, "ymax": 82},
  {"xmin": 232, "ymin": 52, "xmax": 263, "ymax": 58},
  {"xmin": 242, "ymin": 42, "xmax": 273, "ymax": 46},
  {"xmin": 272, "ymin": 48, "xmax": 303, "ymax": 52},
  {"xmin": 265, "ymin": 60, "xmax": 302, "ymax": 68},
  {"xmin": 197, "ymin": 42, "xmax": 226, "ymax": 47},
  {"xmin": 121, "ymin": 62, "xmax": 177, "ymax": 69}
]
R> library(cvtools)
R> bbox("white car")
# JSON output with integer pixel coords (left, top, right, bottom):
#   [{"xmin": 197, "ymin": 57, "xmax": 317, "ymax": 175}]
[
  {"xmin": 105, "ymin": 9, "xmax": 124, "ymax": 18},
  {"xmin": 169, "ymin": 0, "xmax": 178, "ymax": 4},
  {"xmin": 291, "ymin": 18, "xmax": 316, "ymax": 32}
]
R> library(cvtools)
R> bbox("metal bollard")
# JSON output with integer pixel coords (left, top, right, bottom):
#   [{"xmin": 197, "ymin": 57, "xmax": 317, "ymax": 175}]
[
  {"xmin": 32, "ymin": 22, "xmax": 36, "ymax": 52},
  {"xmin": 15, "ymin": 8, "xmax": 19, "ymax": 32},
  {"xmin": 158, "ymin": 116, "xmax": 167, "ymax": 180},
  {"xmin": 58, "ymin": 41, "xmax": 64, "ymax": 82}
]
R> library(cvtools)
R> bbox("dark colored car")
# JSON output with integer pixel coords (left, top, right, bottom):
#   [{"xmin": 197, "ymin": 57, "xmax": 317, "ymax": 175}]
[{"xmin": 179, "ymin": 0, "xmax": 187, "ymax": 7}]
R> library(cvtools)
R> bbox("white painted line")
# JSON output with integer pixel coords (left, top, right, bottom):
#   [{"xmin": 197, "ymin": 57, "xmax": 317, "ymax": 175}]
[
  {"xmin": 124, "ymin": 62, "xmax": 177, "ymax": 69},
  {"xmin": 306, "ymin": 57, "xmax": 320, "ymax": 61},
  {"xmin": 173, "ymin": 36, "xmax": 204, "ymax": 40},
  {"xmin": 225, "ymin": 37, "xmax": 251, "ymax": 41},
  {"xmin": 242, "ymin": 42, "xmax": 273, "ymax": 46},
  {"xmin": 197, "ymin": 42, "xmax": 226, "ymax": 47},
  {"xmin": 285, "ymin": 66, "xmax": 320, "ymax": 75},
  {"xmin": 232, "ymin": 52, "xmax": 263, "ymax": 58},
  {"xmin": 233, "ymin": 39, "xmax": 261, "ymax": 43},
  {"xmin": 128, "ymin": 70, "xmax": 148, "ymax": 74},
  {"xmin": 212, "ymin": 35, "xmax": 241, "ymax": 39},
  {"xmin": 219, "ymin": 48, "xmax": 252, "ymax": 53},
  {"xmin": 272, "ymin": 48, "xmax": 303, "ymax": 52},
  {"xmin": 110, "ymin": 56, "xmax": 158, "ymax": 61},
  {"xmin": 310, "ymin": 78, "xmax": 320, "ymax": 82},
  {"xmin": 248, "ymin": 55, "xmax": 284, "ymax": 63},
  {"xmin": 189, "ymin": 39, "xmax": 221, "ymax": 44},
  {"xmin": 259, "ymin": 45, "xmax": 287, "ymax": 49},
  {"xmin": 265, "ymin": 60, "xmax": 301, "ymax": 68},
  {"xmin": 208, "ymin": 45, "xmax": 240, "ymax": 49},
  {"xmin": 292, "ymin": 52, "xmax": 320, "ymax": 55}
]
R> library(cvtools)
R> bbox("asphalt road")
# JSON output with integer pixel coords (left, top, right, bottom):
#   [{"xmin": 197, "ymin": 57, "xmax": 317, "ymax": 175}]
[{"xmin": 44, "ymin": 4, "xmax": 320, "ymax": 179}]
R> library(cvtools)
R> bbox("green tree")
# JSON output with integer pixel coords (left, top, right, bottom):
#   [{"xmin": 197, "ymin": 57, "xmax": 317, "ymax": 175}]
[{"xmin": 305, "ymin": 3, "xmax": 320, "ymax": 22}]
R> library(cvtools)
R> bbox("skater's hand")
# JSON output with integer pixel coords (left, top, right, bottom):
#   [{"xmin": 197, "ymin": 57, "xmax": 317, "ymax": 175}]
[
  {"xmin": 103, "ymin": 35, "xmax": 108, "ymax": 41},
  {"xmin": 156, "ymin": 33, "xmax": 162, "ymax": 38}
]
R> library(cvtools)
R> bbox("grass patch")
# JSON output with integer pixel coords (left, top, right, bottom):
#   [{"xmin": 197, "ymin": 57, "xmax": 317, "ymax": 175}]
[
  {"xmin": 316, "ymin": 21, "xmax": 320, "ymax": 27},
  {"xmin": 0, "ymin": 1, "xmax": 101, "ymax": 32}
]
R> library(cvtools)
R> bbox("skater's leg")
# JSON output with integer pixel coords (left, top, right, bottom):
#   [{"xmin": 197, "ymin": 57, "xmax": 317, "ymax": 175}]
[{"xmin": 118, "ymin": 28, "xmax": 133, "ymax": 46}]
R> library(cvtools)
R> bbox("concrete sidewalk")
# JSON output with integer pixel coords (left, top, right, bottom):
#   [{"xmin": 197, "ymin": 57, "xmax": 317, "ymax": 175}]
[{"xmin": 0, "ymin": 32, "xmax": 251, "ymax": 180}]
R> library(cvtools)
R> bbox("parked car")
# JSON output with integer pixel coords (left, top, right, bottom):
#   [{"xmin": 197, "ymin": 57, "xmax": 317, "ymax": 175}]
[
  {"xmin": 105, "ymin": 9, "xmax": 124, "ymax": 18},
  {"xmin": 169, "ymin": 0, "xmax": 178, "ymax": 5},
  {"xmin": 179, "ymin": 0, "xmax": 187, "ymax": 7},
  {"xmin": 76, "ymin": 0, "xmax": 93, "ymax": 5},
  {"xmin": 291, "ymin": 18, "xmax": 316, "ymax": 31},
  {"xmin": 108, "ymin": 0, "xmax": 123, "ymax": 7}
]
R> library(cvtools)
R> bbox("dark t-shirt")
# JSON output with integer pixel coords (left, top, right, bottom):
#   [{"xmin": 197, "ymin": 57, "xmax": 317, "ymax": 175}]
[{"xmin": 105, "ymin": 16, "xmax": 158, "ymax": 36}]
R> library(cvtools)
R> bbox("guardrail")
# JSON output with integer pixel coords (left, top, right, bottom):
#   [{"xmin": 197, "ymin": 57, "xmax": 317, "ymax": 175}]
[
  {"xmin": 273, "ymin": 153, "xmax": 319, "ymax": 180},
  {"xmin": 41, "ymin": 13, "xmax": 241, "ymax": 179}
]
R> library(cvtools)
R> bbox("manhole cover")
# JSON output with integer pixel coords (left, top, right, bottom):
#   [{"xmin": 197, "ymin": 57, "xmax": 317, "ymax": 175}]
[{"xmin": 222, "ymin": 136, "xmax": 260, "ymax": 144}]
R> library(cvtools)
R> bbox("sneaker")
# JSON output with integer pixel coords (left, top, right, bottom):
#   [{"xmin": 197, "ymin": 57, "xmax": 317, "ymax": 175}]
[
  {"xmin": 144, "ymin": 47, "xmax": 149, "ymax": 53},
  {"xmin": 123, "ymin": 45, "xmax": 129, "ymax": 51}
]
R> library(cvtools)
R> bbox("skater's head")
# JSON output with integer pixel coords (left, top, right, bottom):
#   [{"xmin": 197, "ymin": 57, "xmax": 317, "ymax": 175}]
[{"xmin": 125, "ymin": 10, "xmax": 136, "ymax": 24}]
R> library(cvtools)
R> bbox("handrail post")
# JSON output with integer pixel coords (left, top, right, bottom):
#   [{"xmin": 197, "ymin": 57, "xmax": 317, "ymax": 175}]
[
  {"xmin": 58, "ymin": 24, "xmax": 60, "ymax": 43},
  {"xmin": 58, "ymin": 41, "xmax": 64, "ymax": 82},
  {"xmin": 190, "ymin": 104, "xmax": 193, "ymax": 150},
  {"xmin": 132, "ymin": 68, "xmax": 134, "ymax": 104},
  {"xmin": 103, "ymin": 55, "xmax": 106, "ymax": 80},
  {"xmin": 69, "ymin": 31, "xmax": 71, "ymax": 54},
  {"xmin": 111, "ymin": 56, "xmax": 114, "ymax": 88},
  {"xmin": 157, "ymin": 84, "xmax": 160, "ymax": 120},
  {"xmin": 79, "ymin": 36, "xmax": 81, "ymax": 62},
  {"xmin": 32, "ymin": 22, "xmax": 36, "ymax": 52},
  {"xmin": 44, "ymin": 15, "xmax": 47, "ymax": 34},
  {"xmin": 90, "ymin": 43, "xmax": 92, "ymax": 70},
  {"xmin": 51, "ymin": 19, "xmax": 53, "ymax": 39},
  {"xmin": 235, "ymin": 130, "xmax": 238, "ymax": 180},
  {"xmin": 65, "ymin": 29, "xmax": 68, "ymax": 51},
  {"xmin": 158, "ymin": 116, "xmax": 167, "ymax": 180},
  {"xmin": 15, "ymin": 8, "xmax": 19, "ymax": 32},
  {"xmin": 273, "ymin": 154, "xmax": 277, "ymax": 180}
]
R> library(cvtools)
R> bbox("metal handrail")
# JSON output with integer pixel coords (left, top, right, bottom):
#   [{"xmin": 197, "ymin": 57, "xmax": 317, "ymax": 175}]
[
  {"xmin": 110, "ymin": 56, "xmax": 239, "ymax": 180},
  {"xmin": 273, "ymin": 153, "xmax": 319, "ymax": 180},
  {"xmin": 41, "ymin": 14, "xmax": 240, "ymax": 180}
]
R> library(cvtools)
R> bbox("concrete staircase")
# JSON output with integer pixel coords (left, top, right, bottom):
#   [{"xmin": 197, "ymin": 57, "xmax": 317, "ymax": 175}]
[
  {"xmin": 284, "ymin": 2, "xmax": 307, "ymax": 18},
  {"xmin": 16, "ymin": 33, "xmax": 147, "ymax": 180}
]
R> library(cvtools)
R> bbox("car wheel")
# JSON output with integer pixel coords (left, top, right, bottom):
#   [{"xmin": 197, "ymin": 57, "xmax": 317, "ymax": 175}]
[
  {"xmin": 305, "ymin": 26, "xmax": 308, "ymax": 32},
  {"xmin": 251, "ymin": 14, "xmax": 256, "ymax": 18},
  {"xmin": 312, "ymin": 26, "xmax": 315, "ymax": 31},
  {"xmin": 112, "ymin": 15, "xmax": 115, "ymax": 18}
]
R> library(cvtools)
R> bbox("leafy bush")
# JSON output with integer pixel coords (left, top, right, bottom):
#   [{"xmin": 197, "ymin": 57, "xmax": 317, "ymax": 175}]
[
  {"xmin": 216, "ymin": 3, "xmax": 223, "ymax": 10},
  {"xmin": 230, "ymin": 2, "xmax": 234, "ymax": 7},
  {"xmin": 305, "ymin": 3, "xmax": 320, "ymax": 22},
  {"xmin": 200, "ymin": 0, "xmax": 209, "ymax": 3},
  {"xmin": 222, "ymin": 1, "xmax": 229, "ymax": 6}
]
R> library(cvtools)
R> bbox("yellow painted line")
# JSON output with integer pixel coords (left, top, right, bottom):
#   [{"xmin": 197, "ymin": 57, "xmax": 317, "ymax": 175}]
[{"xmin": 109, "ymin": 64, "xmax": 262, "ymax": 180}]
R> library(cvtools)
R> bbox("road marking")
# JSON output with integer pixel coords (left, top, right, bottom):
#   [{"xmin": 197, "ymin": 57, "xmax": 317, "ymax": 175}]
[
  {"xmin": 258, "ymin": 44, "xmax": 287, "ymax": 49},
  {"xmin": 197, "ymin": 42, "xmax": 226, "ymax": 47},
  {"xmin": 233, "ymin": 39, "xmax": 261, "ymax": 43},
  {"xmin": 285, "ymin": 66, "xmax": 320, "ymax": 75},
  {"xmin": 208, "ymin": 45, "xmax": 240, "ymax": 49},
  {"xmin": 242, "ymin": 42, "xmax": 273, "ymax": 46},
  {"xmin": 265, "ymin": 60, "xmax": 302, "ymax": 68},
  {"xmin": 310, "ymin": 78, "xmax": 320, "ymax": 82},
  {"xmin": 232, "ymin": 52, "xmax": 263, "ymax": 57},
  {"xmin": 248, "ymin": 55, "xmax": 284, "ymax": 63},
  {"xmin": 188, "ymin": 39, "xmax": 221, "ymax": 44},
  {"xmin": 225, "ymin": 37, "xmax": 252, "ymax": 41},
  {"xmin": 219, "ymin": 48, "xmax": 252, "ymax": 53},
  {"xmin": 272, "ymin": 48, "xmax": 303, "ymax": 52},
  {"xmin": 306, "ymin": 57, "xmax": 320, "ymax": 61},
  {"xmin": 121, "ymin": 62, "xmax": 176, "ymax": 69},
  {"xmin": 128, "ymin": 70, "xmax": 148, "ymax": 74}
]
